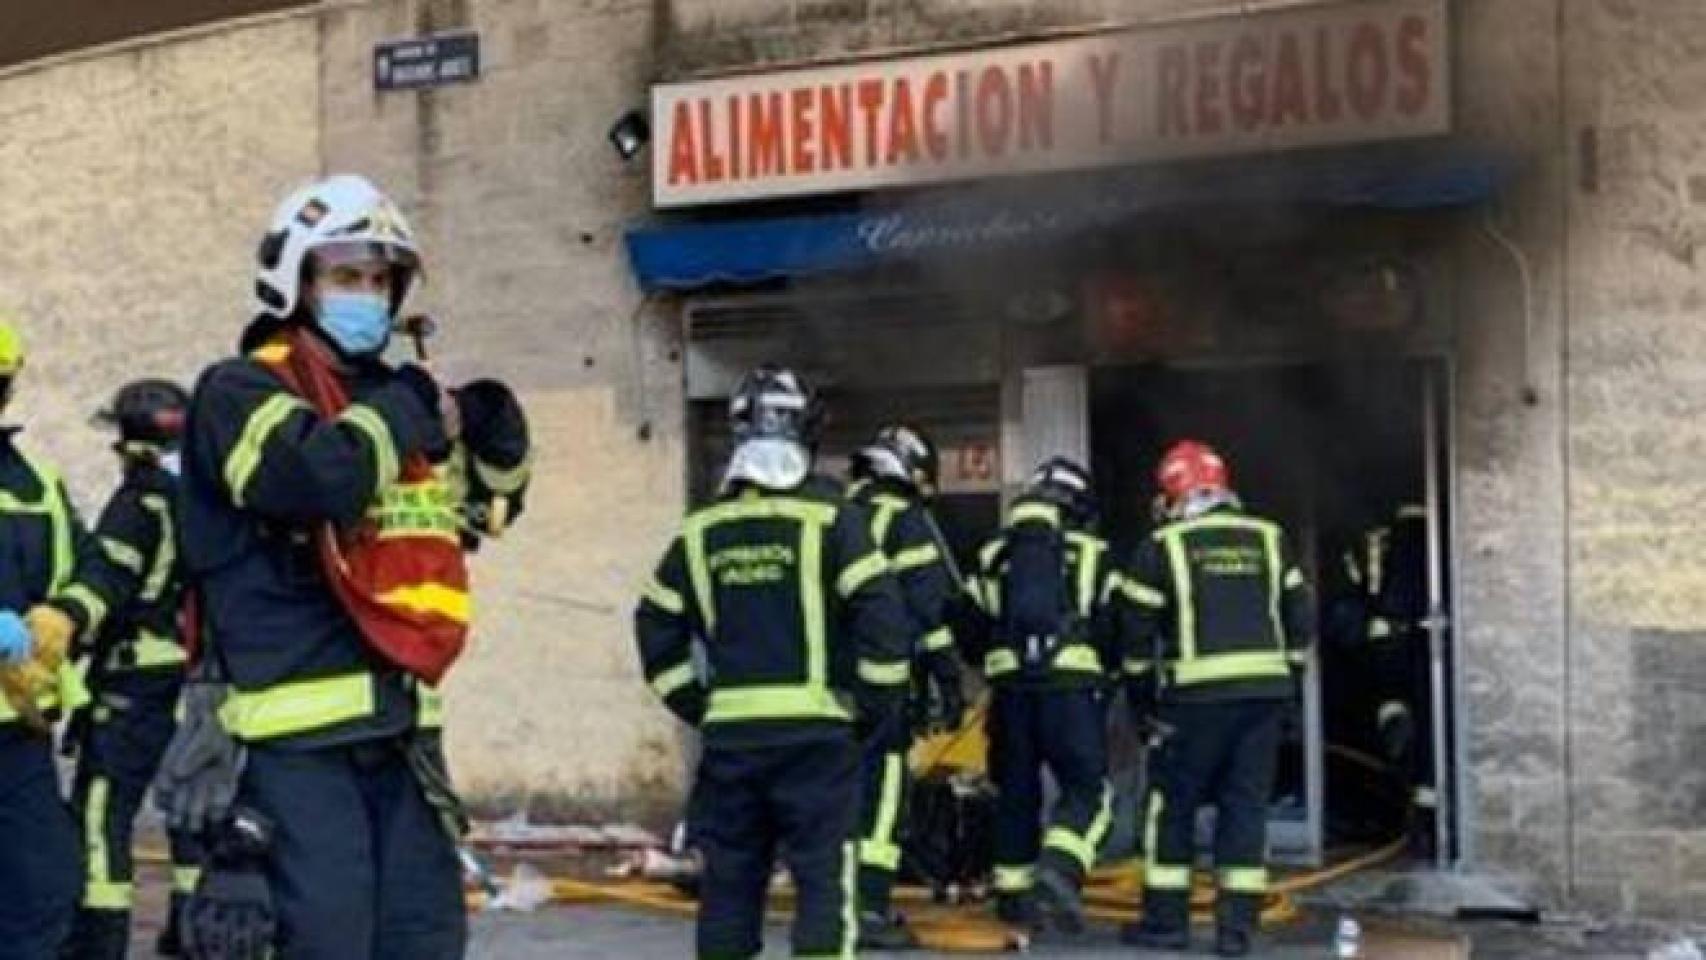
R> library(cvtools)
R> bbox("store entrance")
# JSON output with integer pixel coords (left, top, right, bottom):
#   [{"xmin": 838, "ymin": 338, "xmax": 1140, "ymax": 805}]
[{"xmin": 1090, "ymin": 356, "xmax": 1454, "ymax": 865}]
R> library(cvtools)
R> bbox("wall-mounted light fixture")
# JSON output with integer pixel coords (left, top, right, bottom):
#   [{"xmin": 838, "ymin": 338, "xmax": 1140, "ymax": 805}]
[{"xmin": 608, "ymin": 109, "xmax": 651, "ymax": 162}]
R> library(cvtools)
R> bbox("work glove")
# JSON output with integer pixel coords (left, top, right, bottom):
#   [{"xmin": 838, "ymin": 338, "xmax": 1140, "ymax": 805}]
[
  {"xmin": 183, "ymin": 807, "xmax": 276, "ymax": 960},
  {"xmin": 155, "ymin": 681, "xmax": 245, "ymax": 837},
  {"xmin": 25, "ymin": 604, "xmax": 74, "ymax": 670}
]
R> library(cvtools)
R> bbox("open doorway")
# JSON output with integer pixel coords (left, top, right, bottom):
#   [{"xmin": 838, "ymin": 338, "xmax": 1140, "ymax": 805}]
[{"xmin": 1090, "ymin": 356, "xmax": 1454, "ymax": 866}]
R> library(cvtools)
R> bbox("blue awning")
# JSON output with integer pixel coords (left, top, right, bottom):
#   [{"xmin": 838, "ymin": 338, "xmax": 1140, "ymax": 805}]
[{"xmin": 625, "ymin": 149, "xmax": 1505, "ymax": 293}]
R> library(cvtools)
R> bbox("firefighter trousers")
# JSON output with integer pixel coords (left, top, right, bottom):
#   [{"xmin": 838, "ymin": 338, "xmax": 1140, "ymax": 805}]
[
  {"xmin": 1142, "ymin": 698, "xmax": 1285, "ymax": 935},
  {"xmin": 690, "ymin": 736, "xmax": 860, "ymax": 959},
  {"xmin": 238, "ymin": 737, "xmax": 466, "ymax": 960},
  {"xmin": 988, "ymin": 686, "xmax": 1111, "ymax": 896},
  {"xmin": 0, "ymin": 728, "xmax": 80, "ymax": 959},
  {"xmin": 854, "ymin": 716, "xmax": 911, "ymax": 916},
  {"xmin": 67, "ymin": 678, "xmax": 202, "ymax": 960}
]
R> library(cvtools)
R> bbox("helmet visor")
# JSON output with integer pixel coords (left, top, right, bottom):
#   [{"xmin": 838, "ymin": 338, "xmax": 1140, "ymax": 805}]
[{"xmin": 308, "ymin": 240, "xmax": 420, "ymax": 272}]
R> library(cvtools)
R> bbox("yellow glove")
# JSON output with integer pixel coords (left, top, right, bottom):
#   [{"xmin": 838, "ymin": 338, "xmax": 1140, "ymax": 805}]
[
  {"xmin": 0, "ymin": 662, "xmax": 51, "ymax": 730},
  {"xmin": 24, "ymin": 604, "xmax": 73, "ymax": 671}
]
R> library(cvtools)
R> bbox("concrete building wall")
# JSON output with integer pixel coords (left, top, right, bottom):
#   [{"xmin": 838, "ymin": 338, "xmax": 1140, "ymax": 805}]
[
  {"xmin": 315, "ymin": 0, "xmax": 683, "ymax": 819},
  {"xmin": 0, "ymin": 16, "xmax": 320, "ymax": 513}
]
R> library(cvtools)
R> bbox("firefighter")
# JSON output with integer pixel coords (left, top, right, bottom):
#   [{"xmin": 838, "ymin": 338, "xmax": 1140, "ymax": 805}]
[
  {"xmin": 963, "ymin": 457, "xmax": 1122, "ymax": 933},
  {"xmin": 0, "ymin": 315, "xmax": 127, "ymax": 957},
  {"xmin": 845, "ymin": 424, "xmax": 968, "ymax": 951},
  {"xmin": 634, "ymin": 365, "xmax": 913, "ymax": 959},
  {"xmin": 1344, "ymin": 502, "xmax": 1436, "ymax": 856},
  {"xmin": 1118, "ymin": 441, "xmax": 1312, "ymax": 958},
  {"xmin": 65, "ymin": 380, "xmax": 203, "ymax": 959},
  {"xmin": 159, "ymin": 174, "xmax": 532, "ymax": 958}
]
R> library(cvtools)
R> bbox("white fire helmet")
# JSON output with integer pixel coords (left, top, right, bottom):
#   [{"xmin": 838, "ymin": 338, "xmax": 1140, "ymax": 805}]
[{"xmin": 252, "ymin": 174, "xmax": 421, "ymax": 321}]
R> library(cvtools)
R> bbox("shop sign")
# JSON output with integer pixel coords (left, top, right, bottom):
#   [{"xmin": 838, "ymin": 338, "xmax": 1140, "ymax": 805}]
[
  {"xmin": 942, "ymin": 443, "xmax": 1000, "ymax": 494},
  {"xmin": 653, "ymin": 0, "xmax": 1447, "ymax": 208}
]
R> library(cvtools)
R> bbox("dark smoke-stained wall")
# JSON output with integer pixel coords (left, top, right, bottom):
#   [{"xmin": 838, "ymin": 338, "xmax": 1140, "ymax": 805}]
[{"xmin": 0, "ymin": 0, "xmax": 308, "ymax": 68}]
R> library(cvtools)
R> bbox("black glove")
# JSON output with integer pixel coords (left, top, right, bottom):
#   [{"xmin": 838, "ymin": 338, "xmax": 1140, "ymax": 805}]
[
  {"xmin": 926, "ymin": 652, "xmax": 967, "ymax": 734},
  {"xmin": 154, "ymin": 682, "xmax": 244, "ymax": 837},
  {"xmin": 183, "ymin": 807, "xmax": 276, "ymax": 960},
  {"xmin": 452, "ymin": 379, "xmax": 529, "ymax": 467}
]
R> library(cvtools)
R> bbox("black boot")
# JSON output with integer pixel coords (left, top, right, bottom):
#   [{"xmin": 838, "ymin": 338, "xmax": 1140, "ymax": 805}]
[
  {"xmin": 1031, "ymin": 864, "xmax": 1085, "ymax": 935},
  {"xmin": 1120, "ymin": 920, "xmax": 1191, "ymax": 951},
  {"xmin": 995, "ymin": 891, "xmax": 1037, "ymax": 927},
  {"xmin": 1214, "ymin": 926, "xmax": 1253, "ymax": 957},
  {"xmin": 63, "ymin": 908, "xmax": 131, "ymax": 960},
  {"xmin": 856, "ymin": 910, "xmax": 920, "ymax": 951}
]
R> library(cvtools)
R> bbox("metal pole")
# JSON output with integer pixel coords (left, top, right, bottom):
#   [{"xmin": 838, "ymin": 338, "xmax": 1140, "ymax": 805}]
[{"xmin": 1423, "ymin": 365, "xmax": 1453, "ymax": 866}]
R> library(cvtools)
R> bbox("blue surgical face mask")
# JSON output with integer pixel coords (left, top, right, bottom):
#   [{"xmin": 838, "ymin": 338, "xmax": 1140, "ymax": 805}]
[{"xmin": 315, "ymin": 292, "xmax": 392, "ymax": 356}]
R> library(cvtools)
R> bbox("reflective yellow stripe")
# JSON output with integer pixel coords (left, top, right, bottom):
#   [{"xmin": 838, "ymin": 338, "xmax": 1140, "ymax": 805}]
[
  {"xmin": 252, "ymin": 343, "xmax": 291, "ymax": 365},
  {"xmin": 139, "ymin": 494, "xmax": 176, "ymax": 604},
  {"xmin": 1009, "ymin": 502, "xmax": 1059, "ymax": 527},
  {"xmin": 1143, "ymin": 789, "xmax": 1197, "ymax": 890},
  {"xmin": 376, "ymin": 582, "xmax": 471, "ymax": 624},
  {"xmin": 1160, "ymin": 529, "xmax": 1196, "ymax": 664},
  {"xmin": 1123, "ymin": 658, "xmax": 1153, "ymax": 677},
  {"xmin": 111, "ymin": 635, "xmax": 186, "ymax": 670},
  {"xmin": 83, "ymin": 777, "xmax": 133, "ymax": 909},
  {"xmin": 891, "ymin": 543, "xmax": 941, "ymax": 572},
  {"xmin": 58, "ymin": 584, "xmax": 108, "ymax": 632},
  {"xmin": 1368, "ymin": 617, "xmax": 1395, "ymax": 640},
  {"xmin": 417, "ymin": 686, "xmax": 445, "ymax": 729},
  {"xmin": 650, "ymin": 662, "xmax": 697, "ymax": 699},
  {"xmin": 1068, "ymin": 532, "xmax": 1103, "ymax": 616},
  {"xmin": 100, "ymin": 537, "xmax": 144, "ymax": 574},
  {"xmin": 836, "ymin": 551, "xmax": 888, "ymax": 599},
  {"xmin": 1220, "ymin": 866, "xmax": 1268, "ymax": 893},
  {"xmin": 224, "ymin": 394, "xmax": 305, "ymax": 506},
  {"xmin": 1053, "ymin": 644, "xmax": 1103, "ymax": 674},
  {"xmin": 994, "ymin": 864, "xmax": 1035, "ymax": 892},
  {"xmin": 474, "ymin": 451, "xmax": 532, "ymax": 495},
  {"xmin": 704, "ymin": 685, "xmax": 850, "ymax": 724},
  {"xmin": 173, "ymin": 866, "xmax": 202, "ymax": 894},
  {"xmin": 641, "ymin": 577, "xmax": 685, "ymax": 615},
  {"xmin": 341, "ymin": 404, "xmax": 400, "ymax": 491},
  {"xmin": 858, "ymin": 659, "xmax": 910, "ymax": 687},
  {"xmin": 683, "ymin": 496, "xmax": 840, "ymax": 635},
  {"xmin": 920, "ymin": 626, "xmax": 954, "ymax": 653},
  {"xmin": 219, "ymin": 673, "xmax": 377, "ymax": 741},
  {"xmin": 984, "ymin": 649, "xmax": 1019, "ymax": 677},
  {"xmin": 1287, "ymin": 649, "xmax": 1309, "ymax": 667},
  {"xmin": 1284, "ymin": 567, "xmax": 1305, "ymax": 590},
  {"xmin": 1262, "ymin": 524, "xmax": 1285, "ymax": 653},
  {"xmin": 1118, "ymin": 578, "xmax": 1166, "ymax": 609},
  {"xmin": 1146, "ymin": 864, "xmax": 1192, "ymax": 890},
  {"xmin": 1172, "ymin": 650, "xmax": 1291, "ymax": 686},
  {"xmin": 1043, "ymin": 782, "xmax": 1112, "ymax": 872},
  {"xmin": 859, "ymin": 752, "xmax": 905, "ymax": 872},
  {"xmin": 870, "ymin": 501, "xmax": 900, "ymax": 548}
]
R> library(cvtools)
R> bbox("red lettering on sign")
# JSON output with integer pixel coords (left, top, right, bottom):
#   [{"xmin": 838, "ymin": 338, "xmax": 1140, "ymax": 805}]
[
  {"xmin": 1313, "ymin": 27, "xmax": 1343, "ymax": 123},
  {"xmin": 1272, "ymin": 32, "xmax": 1308, "ymax": 126},
  {"xmin": 748, "ymin": 92, "xmax": 786, "ymax": 177},
  {"xmin": 886, "ymin": 77, "xmax": 920, "ymax": 165},
  {"xmin": 1194, "ymin": 41, "xmax": 1224, "ymax": 136},
  {"xmin": 1087, "ymin": 52, "xmax": 1121, "ymax": 145},
  {"xmin": 975, "ymin": 66, "xmax": 1013, "ymax": 157},
  {"xmin": 1347, "ymin": 22, "xmax": 1388, "ymax": 119},
  {"xmin": 1229, "ymin": 34, "xmax": 1266, "ymax": 132},
  {"xmin": 697, "ymin": 99, "xmax": 725, "ymax": 182},
  {"xmin": 922, "ymin": 71, "xmax": 950, "ymax": 161},
  {"xmin": 1159, "ymin": 45, "xmax": 1188, "ymax": 136},
  {"xmin": 1016, "ymin": 62, "xmax": 1054, "ymax": 150},
  {"xmin": 819, "ymin": 84, "xmax": 852, "ymax": 171},
  {"xmin": 726, "ymin": 94, "xmax": 744, "ymax": 179},
  {"xmin": 667, "ymin": 100, "xmax": 697, "ymax": 185},
  {"xmin": 1395, "ymin": 16, "xmax": 1431, "ymax": 115},
  {"xmin": 955, "ymin": 69, "xmax": 972, "ymax": 159},
  {"xmin": 789, "ymin": 88, "xmax": 816, "ymax": 174},
  {"xmin": 857, "ymin": 79, "xmax": 885, "ymax": 167}
]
